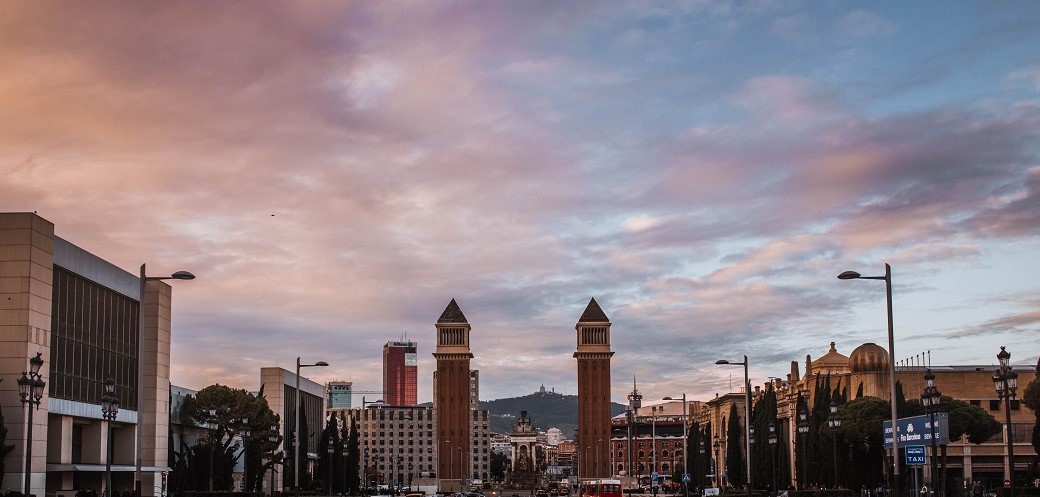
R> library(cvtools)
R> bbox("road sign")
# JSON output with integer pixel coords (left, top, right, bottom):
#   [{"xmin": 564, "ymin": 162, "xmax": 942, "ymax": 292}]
[
  {"xmin": 704, "ymin": 489, "xmax": 720, "ymax": 496},
  {"xmin": 905, "ymin": 445, "xmax": 926, "ymax": 466},
  {"xmin": 652, "ymin": 472, "xmax": 659, "ymax": 483},
  {"xmin": 884, "ymin": 413, "xmax": 950, "ymax": 448},
  {"xmin": 683, "ymin": 474, "xmax": 691, "ymax": 484}
]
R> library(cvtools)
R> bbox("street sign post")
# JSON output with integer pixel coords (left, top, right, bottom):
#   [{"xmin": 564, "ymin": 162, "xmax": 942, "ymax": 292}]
[
  {"xmin": 884, "ymin": 414, "xmax": 950, "ymax": 448},
  {"xmin": 905, "ymin": 446, "xmax": 926, "ymax": 466}
]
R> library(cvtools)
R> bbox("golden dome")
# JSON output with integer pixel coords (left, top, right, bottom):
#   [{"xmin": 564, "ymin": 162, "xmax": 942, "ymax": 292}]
[{"xmin": 850, "ymin": 342, "xmax": 890, "ymax": 373}]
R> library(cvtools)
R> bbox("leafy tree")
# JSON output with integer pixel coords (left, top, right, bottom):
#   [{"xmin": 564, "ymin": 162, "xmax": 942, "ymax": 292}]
[
  {"xmin": 837, "ymin": 396, "xmax": 888, "ymax": 491},
  {"xmin": 178, "ymin": 384, "xmax": 280, "ymax": 491},
  {"xmin": 0, "ymin": 379, "xmax": 15, "ymax": 479},
  {"xmin": 491, "ymin": 451, "xmax": 508, "ymax": 482},
  {"xmin": 1021, "ymin": 363, "xmax": 1040, "ymax": 479}
]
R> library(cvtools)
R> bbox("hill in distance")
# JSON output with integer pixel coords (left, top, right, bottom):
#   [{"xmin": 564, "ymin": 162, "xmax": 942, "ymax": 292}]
[{"xmin": 479, "ymin": 388, "xmax": 628, "ymax": 435}]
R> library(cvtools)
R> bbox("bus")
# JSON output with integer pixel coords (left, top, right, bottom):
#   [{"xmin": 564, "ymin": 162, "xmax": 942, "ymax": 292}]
[{"xmin": 579, "ymin": 479, "xmax": 622, "ymax": 497}]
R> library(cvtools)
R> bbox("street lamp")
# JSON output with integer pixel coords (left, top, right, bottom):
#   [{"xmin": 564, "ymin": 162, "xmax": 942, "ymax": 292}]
[
  {"xmin": 209, "ymin": 405, "xmax": 219, "ymax": 492},
  {"xmin": 327, "ymin": 436, "xmax": 335, "ymax": 496},
  {"xmin": 269, "ymin": 425, "xmax": 281, "ymax": 496},
  {"xmin": 102, "ymin": 378, "xmax": 120, "ymax": 497},
  {"xmin": 663, "ymin": 394, "xmax": 689, "ymax": 497},
  {"xmin": 993, "ymin": 346, "xmax": 1019, "ymax": 497},
  {"xmin": 241, "ymin": 418, "xmax": 251, "ymax": 492},
  {"xmin": 698, "ymin": 440, "xmax": 706, "ymax": 488},
  {"xmin": 712, "ymin": 435, "xmax": 720, "ymax": 489},
  {"xmin": 362, "ymin": 397, "xmax": 384, "ymax": 493},
  {"xmin": 342, "ymin": 443, "xmax": 350, "ymax": 496},
  {"xmin": 768, "ymin": 421, "xmax": 778, "ymax": 497},
  {"xmin": 17, "ymin": 352, "xmax": 46, "ymax": 497},
  {"xmin": 796, "ymin": 406, "xmax": 809, "ymax": 490},
  {"xmin": 838, "ymin": 264, "xmax": 898, "ymax": 497},
  {"xmin": 136, "ymin": 264, "xmax": 194, "ymax": 497},
  {"xmin": 826, "ymin": 400, "xmax": 842, "ymax": 489},
  {"xmin": 295, "ymin": 357, "xmax": 329, "ymax": 496},
  {"xmin": 716, "ymin": 356, "xmax": 752, "ymax": 497},
  {"xmin": 652, "ymin": 405, "xmax": 659, "ymax": 496},
  {"xmin": 921, "ymin": 370, "xmax": 942, "ymax": 496}
]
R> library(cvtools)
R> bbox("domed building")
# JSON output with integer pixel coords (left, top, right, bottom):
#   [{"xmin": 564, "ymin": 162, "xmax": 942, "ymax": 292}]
[{"xmin": 848, "ymin": 342, "xmax": 891, "ymax": 399}]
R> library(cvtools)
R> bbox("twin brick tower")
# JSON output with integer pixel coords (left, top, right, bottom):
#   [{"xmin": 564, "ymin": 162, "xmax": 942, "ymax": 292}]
[{"xmin": 434, "ymin": 297, "xmax": 613, "ymax": 487}]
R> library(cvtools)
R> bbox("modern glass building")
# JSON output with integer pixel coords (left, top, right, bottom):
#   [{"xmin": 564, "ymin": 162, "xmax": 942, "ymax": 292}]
[{"xmin": 383, "ymin": 341, "xmax": 417, "ymax": 406}]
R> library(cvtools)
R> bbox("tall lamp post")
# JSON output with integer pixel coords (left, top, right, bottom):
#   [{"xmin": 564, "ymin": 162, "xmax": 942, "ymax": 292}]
[
  {"xmin": 716, "ymin": 356, "xmax": 752, "ymax": 497},
  {"xmin": 295, "ymin": 357, "xmax": 329, "ymax": 497},
  {"xmin": 241, "ymin": 418, "xmax": 251, "ymax": 492},
  {"xmin": 768, "ymin": 421, "xmax": 778, "ymax": 497},
  {"xmin": 920, "ymin": 370, "xmax": 942, "ymax": 496},
  {"xmin": 17, "ymin": 352, "xmax": 46, "ymax": 497},
  {"xmin": 826, "ymin": 400, "xmax": 842, "ymax": 489},
  {"xmin": 993, "ymin": 346, "xmax": 1019, "ymax": 497},
  {"xmin": 712, "ymin": 435, "xmax": 720, "ymax": 489},
  {"xmin": 342, "ymin": 444, "xmax": 349, "ymax": 496},
  {"xmin": 269, "ymin": 425, "xmax": 281, "ymax": 496},
  {"xmin": 327, "ymin": 436, "xmax": 335, "ymax": 496},
  {"xmin": 796, "ymin": 406, "xmax": 809, "ymax": 490},
  {"xmin": 136, "ymin": 264, "xmax": 194, "ymax": 497},
  {"xmin": 102, "ymin": 378, "xmax": 120, "ymax": 497},
  {"xmin": 651, "ymin": 405, "xmax": 659, "ymax": 496},
  {"xmin": 208, "ymin": 406, "xmax": 219, "ymax": 492},
  {"xmin": 838, "ymin": 264, "xmax": 898, "ymax": 497},
  {"xmin": 663, "ymin": 394, "xmax": 688, "ymax": 497}
]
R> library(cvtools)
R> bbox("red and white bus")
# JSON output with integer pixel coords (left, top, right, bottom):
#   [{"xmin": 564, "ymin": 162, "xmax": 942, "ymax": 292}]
[{"xmin": 579, "ymin": 479, "xmax": 622, "ymax": 497}]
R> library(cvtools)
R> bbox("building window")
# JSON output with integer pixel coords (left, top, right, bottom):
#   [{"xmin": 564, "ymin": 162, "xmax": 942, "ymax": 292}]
[{"xmin": 989, "ymin": 400, "xmax": 1000, "ymax": 411}]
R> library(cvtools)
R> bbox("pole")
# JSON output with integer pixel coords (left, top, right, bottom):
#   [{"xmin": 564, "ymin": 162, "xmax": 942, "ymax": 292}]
[
  {"xmin": 885, "ymin": 264, "xmax": 900, "ymax": 497},
  {"xmin": 744, "ymin": 357, "xmax": 751, "ymax": 497},
  {"xmin": 682, "ymin": 394, "xmax": 689, "ymax": 497},
  {"xmin": 929, "ymin": 411, "xmax": 937, "ymax": 497},
  {"xmin": 23, "ymin": 401, "xmax": 34, "ymax": 497},
  {"xmin": 106, "ymin": 419, "xmax": 114, "ymax": 496},
  {"xmin": 831, "ymin": 429, "xmax": 838, "ymax": 489},
  {"xmin": 137, "ymin": 263, "xmax": 146, "ymax": 497},
  {"xmin": 1004, "ymin": 391, "xmax": 1015, "ymax": 497},
  {"xmin": 295, "ymin": 357, "xmax": 302, "ymax": 497}
]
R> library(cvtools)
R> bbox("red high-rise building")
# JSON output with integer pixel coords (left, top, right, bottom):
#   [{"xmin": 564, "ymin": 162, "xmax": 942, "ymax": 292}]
[{"xmin": 383, "ymin": 340, "xmax": 418, "ymax": 406}]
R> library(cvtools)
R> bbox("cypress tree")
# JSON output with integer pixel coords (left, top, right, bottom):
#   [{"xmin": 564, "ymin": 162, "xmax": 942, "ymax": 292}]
[{"xmin": 726, "ymin": 403, "xmax": 746, "ymax": 487}]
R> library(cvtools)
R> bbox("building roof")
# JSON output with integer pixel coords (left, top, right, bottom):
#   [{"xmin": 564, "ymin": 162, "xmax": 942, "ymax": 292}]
[
  {"xmin": 437, "ymin": 298, "xmax": 468, "ymax": 323},
  {"xmin": 578, "ymin": 297, "xmax": 610, "ymax": 323}
]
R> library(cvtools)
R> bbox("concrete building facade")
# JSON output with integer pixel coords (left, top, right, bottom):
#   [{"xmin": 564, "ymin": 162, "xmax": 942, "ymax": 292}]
[{"xmin": 1, "ymin": 212, "xmax": 181, "ymax": 497}]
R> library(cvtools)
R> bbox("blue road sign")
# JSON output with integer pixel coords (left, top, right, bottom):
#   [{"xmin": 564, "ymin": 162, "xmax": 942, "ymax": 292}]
[
  {"xmin": 905, "ymin": 445, "xmax": 926, "ymax": 466},
  {"xmin": 883, "ymin": 413, "xmax": 949, "ymax": 449},
  {"xmin": 683, "ymin": 474, "xmax": 691, "ymax": 484}
]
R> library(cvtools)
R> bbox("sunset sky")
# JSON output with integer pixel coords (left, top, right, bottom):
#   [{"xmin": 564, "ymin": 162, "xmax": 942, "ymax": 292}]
[{"xmin": 2, "ymin": 2, "xmax": 1039, "ymax": 405}]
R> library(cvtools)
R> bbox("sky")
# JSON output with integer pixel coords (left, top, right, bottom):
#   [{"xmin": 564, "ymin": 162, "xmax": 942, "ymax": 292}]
[{"xmin": 2, "ymin": 1, "xmax": 1040, "ymax": 406}]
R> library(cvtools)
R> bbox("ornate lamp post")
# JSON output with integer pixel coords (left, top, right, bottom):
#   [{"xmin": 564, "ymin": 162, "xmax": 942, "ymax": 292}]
[
  {"xmin": 102, "ymin": 378, "xmax": 120, "ymax": 497},
  {"xmin": 796, "ymin": 406, "xmax": 809, "ymax": 490},
  {"xmin": 920, "ymin": 371, "xmax": 942, "ymax": 496},
  {"xmin": 838, "ymin": 264, "xmax": 898, "ymax": 497},
  {"xmin": 993, "ymin": 346, "xmax": 1019, "ymax": 497},
  {"xmin": 826, "ymin": 400, "xmax": 842, "ymax": 489},
  {"xmin": 342, "ymin": 444, "xmax": 350, "ymax": 496},
  {"xmin": 17, "ymin": 352, "xmax": 46, "ymax": 497},
  {"xmin": 767, "ymin": 422, "xmax": 778, "ymax": 497},
  {"xmin": 408, "ymin": 462, "xmax": 414, "ymax": 492},
  {"xmin": 241, "ymin": 418, "xmax": 251, "ymax": 492}
]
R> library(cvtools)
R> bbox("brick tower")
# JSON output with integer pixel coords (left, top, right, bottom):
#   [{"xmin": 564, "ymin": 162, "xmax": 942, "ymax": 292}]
[
  {"xmin": 574, "ymin": 298, "xmax": 614, "ymax": 479},
  {"xmin": 434, "ymin": 299, "xmax": 473, "ymax": 492}
]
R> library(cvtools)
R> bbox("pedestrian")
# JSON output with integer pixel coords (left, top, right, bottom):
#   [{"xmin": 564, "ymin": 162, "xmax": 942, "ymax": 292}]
[{"xmin": 971, "ymin": 481, "xmax": 983, "ymax": 497}]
